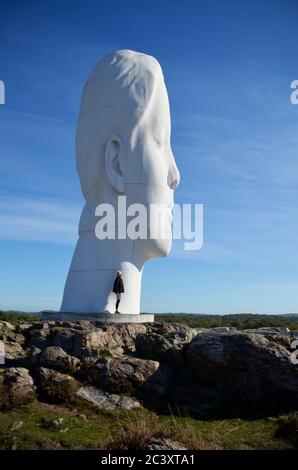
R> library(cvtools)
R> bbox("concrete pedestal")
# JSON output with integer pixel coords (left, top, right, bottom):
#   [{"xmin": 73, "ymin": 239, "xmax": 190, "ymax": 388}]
[{"xmin": 41, "ymin": 311, "xmax": 154, "ymax": 323}]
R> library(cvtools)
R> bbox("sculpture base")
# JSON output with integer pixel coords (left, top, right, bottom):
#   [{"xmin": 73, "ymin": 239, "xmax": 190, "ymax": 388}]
[{"xmin": 41, "ymin": 311, "xmax": 154, "ymax": 323}]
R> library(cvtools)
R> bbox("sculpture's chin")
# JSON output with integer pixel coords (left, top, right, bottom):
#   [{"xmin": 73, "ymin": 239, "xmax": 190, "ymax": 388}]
[
  {"xmin": 154, "ymin": 237, "xmax": 172, "ymax": 257},
  {"xmin": 144, "ymin": 234, "xmax": 172, "ymax": 259}
]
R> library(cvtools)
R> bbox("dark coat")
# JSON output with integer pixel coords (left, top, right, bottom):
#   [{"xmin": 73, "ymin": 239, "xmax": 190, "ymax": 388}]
[{"xmin": 113, "ymin": 276, "xmax": 124, "ymax": 294}]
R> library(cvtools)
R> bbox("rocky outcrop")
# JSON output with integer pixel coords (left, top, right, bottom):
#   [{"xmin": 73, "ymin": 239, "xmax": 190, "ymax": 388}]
[
  {"xmin": 242, "ymin": 327, "xmax": 293, "ymax": 349},
  {"xmin": 76, "ymin": 385, "xmax": 141, "ymax": 410},
  {"xmin": 186, "ymin": 330, "xmax": 298, "ymax": 412},
  {"xmin": 135, "ymin": 329, "xmax": 198, "ymax": 366},
  {"xmin": 2, "ymin": 367, "xmax": 36, "ymax": 407},
  {"xmin": 0, "ymin": 321, "xmax": 28, "ymax": 366},
  {"xmin": 38, "ymin": 367, "xmax": 79, "ymax": 402},
  {"xmin": 28, "ymin": 322, "xmax": 151, "ymax": 359},
  {"xmin": 1, "ymin": 320, "xmax": 298, "ymax": 417},
  {"xmin": 147, "ymin": 437, "xmax": 188, "ymax": 450},
  {"xmin": 28, "ymin": 323, "xmax": 52, "ymax": 350},
  {"xmin": 39, "ymin": 346, "xmax": 80, "ymax": 374},
  {"xmin": 3, "ymin": 342, "xmax": 26, "ymax": 365},
  {"xmin": 94, "ymin": 355, "xmax": 164, "ymax": 394}
]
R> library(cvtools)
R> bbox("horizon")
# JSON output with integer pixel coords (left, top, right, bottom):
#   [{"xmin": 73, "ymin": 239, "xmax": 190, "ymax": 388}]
[
  {"xmin": 0, "ymin": 0, "xmax": 298, "ymax": 314},
  {"xmin": 2, "ymin": 309, "xmax": 298, "ymax": 317}
]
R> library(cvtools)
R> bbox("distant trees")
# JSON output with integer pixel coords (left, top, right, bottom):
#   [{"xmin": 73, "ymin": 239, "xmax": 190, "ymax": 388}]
[{"xmin": 157, "ymin": 313, "xmax": 298, "ymax": 330}]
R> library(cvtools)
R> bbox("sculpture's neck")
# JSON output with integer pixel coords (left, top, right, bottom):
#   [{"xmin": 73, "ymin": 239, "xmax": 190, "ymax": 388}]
[{"xmin": 103, "ymin": 259, "xmax": 143, "ymax": 314}]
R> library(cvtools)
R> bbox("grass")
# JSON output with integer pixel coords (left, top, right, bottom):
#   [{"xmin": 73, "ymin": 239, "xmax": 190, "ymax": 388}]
[{"xmin": 0, "ymin": 400, "xmax": 295, "ymax": 450}]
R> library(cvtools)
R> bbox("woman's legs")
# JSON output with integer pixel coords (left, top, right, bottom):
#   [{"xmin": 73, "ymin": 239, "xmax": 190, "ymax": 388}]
[{"xmin": 115, "ymin": 293, "xmax": 121, "ymax": 312}]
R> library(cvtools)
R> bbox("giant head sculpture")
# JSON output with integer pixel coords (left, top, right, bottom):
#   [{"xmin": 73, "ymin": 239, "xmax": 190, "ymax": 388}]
[{"xmin": 61, "ymin": 50, "xmax": 180, "ymax": 314}]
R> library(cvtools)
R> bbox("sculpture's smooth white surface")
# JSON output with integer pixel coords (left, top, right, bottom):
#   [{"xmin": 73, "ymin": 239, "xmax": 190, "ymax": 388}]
[{"xmin": 61, "ymin": 50, "xmax": 180, "ymax": 314}]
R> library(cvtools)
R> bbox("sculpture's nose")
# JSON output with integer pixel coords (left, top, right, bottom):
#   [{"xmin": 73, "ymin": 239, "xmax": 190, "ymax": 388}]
[{"xmin": 167, "ymin": 154, "xmax": 180, "ymax": 190}]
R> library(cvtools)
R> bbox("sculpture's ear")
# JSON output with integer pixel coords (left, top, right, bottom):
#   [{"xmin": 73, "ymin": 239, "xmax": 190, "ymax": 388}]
[{"xmin": 105, "ymin": 134, "xmax": 124, "ymax": 193}]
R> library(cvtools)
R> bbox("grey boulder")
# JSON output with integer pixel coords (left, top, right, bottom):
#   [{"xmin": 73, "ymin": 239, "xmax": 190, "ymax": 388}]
[{"xmin": 76, "ymin": 385, "xmax": 141, "ymax": 410}]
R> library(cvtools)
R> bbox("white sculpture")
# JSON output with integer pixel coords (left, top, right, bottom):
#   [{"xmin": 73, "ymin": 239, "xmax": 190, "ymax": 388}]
[{"xmin": 60, "ymin": 50, "xmax": 180, "ymax": 315}]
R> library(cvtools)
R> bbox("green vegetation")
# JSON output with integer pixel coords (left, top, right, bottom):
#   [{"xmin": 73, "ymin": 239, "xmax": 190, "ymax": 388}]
[
  {"xmin": 156, "ymin": 313, "xmax": 298, "ymax": 330},
  {"xmin": 0, "ymin": 400, "xmax": 296, "ymax": 450},
  {"xmin": 0, "ymin": 311, "xmax": 41, "ymax": 322}
]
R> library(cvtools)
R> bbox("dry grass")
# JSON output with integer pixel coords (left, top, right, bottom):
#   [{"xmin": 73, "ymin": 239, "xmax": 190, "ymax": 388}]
[
  {"xmin": 275, "ymin": 413, "xmax": 298, "ymax": 448},
  {"xmin": 106, "ymin": 408, "xmax": 218, "ymax": 450}
]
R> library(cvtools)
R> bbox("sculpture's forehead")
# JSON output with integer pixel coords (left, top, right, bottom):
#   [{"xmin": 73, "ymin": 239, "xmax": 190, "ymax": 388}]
[
  {"xmin": 80, "ymin": 50, "xmax": 166, "ymax": 113},
  {"xmin": 80, "ymin": 61, "xmax": 170, "ymax": 127},
  {"xmin": 87, "ymin": 50, "xmax": 162, "ymax": 82},
  {"xmin": 77, "ymin": 51, "xmax": 171, "ymax": 150}
]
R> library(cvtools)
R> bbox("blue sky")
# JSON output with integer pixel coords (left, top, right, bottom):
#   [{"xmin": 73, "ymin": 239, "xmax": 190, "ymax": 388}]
[{"xmin": 0, "ymin": 0, "xmax": 298, "ymax": 314}]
